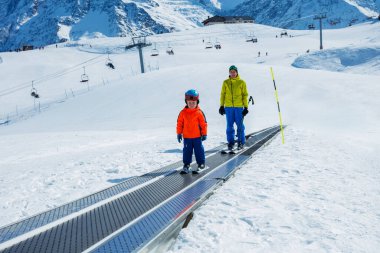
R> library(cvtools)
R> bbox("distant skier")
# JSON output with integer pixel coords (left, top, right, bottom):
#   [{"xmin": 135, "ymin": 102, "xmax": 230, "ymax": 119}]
[
  {"xmin": 219, "ymin": 65, "xmax": 249, "ymax": 150},
  {"xmin": 177, "ymin": 89, "xmax": 208, "ymax": 174}
]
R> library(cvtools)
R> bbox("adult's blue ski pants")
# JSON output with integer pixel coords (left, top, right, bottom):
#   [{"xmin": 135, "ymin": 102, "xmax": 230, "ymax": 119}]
[
  {"xmin": 183, "ymin": 137, "xmax": 205, "ymax": 165},
  {"xmin": 225, "ymin": 107, "xmax": 245, "ymax": 145}
]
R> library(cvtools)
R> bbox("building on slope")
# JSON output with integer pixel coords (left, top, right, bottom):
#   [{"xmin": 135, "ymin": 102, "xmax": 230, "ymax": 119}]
[{"xmin": 202, "ymin": 15, "xmax": 254, "ymax": 26}]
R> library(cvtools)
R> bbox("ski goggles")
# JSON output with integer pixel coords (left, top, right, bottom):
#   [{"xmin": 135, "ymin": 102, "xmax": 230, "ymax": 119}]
[{"xmin": 185, "ymin": 95, "xmax": 199, "ymax": 101}]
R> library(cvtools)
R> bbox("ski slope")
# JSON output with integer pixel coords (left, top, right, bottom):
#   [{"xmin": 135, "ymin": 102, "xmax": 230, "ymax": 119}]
[{"xmin": 0, "ymin": 21, "xmax": 379, "ymax": 252}]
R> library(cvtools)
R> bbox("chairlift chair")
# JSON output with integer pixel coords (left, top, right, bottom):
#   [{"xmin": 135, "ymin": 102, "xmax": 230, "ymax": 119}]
[
  {"xmin": 166, "ymin": 46, "xmax": 174, "ymax": 55},
  {"xmin": 106, "ymin": 61, "xmax": 115, "ymax": 69},
  {"xmin": 106, "ymin": 62, "xmax": 115, "ymax": 69},
  {"xmin": 281, "ymin": 30, "xmax": 288, "ymax": 36},
  {"xmin": 105, "ymin": 57, "xmax": 115, "ymax": 69},
  {"xmin": 81, "ymin": 73, "xmax": 89, "ymax": 82},
  {"xmin": 308, "ymin": 24, "xmax": 315, "ymax": 29},
  {"xmin": 151, "ymin": 43, "xmax": 159, "ymax": 56},
  {"xmin": 151, "ymin": 48, "xmax": 159, "ymax": 56},
  {"xmin": 30, "ymin": 87, "xmax": 39, "ymax": 98},
  {"xmin": 80, "ymin": 66, "xmax": 89, "ymax": 82}
]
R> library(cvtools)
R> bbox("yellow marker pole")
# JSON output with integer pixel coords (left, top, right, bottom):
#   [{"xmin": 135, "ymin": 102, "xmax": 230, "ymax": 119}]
[{"xmin": 270, "ymin": 67, "xmax": 285, "ymax": 144}]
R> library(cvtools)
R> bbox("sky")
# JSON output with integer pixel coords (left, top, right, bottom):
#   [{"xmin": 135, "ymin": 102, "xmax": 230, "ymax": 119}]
[{"xmin": 0, "ymin": 21, "xmax": 379, "ymax": 252}]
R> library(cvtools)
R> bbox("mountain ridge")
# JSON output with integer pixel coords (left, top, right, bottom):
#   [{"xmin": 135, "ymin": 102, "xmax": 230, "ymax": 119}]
[{"xmin": 0, "ymin": 0, "xmax": 379, "ymax": 51}]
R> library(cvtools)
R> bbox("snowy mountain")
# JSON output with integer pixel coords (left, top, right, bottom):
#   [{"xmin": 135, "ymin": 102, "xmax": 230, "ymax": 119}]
[
  {"xmin": 229, "ymin": 0, "xmax": 380, "ymax": 29},
  {"xmin": 1, "ymin": 0, "xmax": 379, "ymax": 51},
  {"xmin": 0, "ymin": 0, "xmax": 218, "ymax": 51}
]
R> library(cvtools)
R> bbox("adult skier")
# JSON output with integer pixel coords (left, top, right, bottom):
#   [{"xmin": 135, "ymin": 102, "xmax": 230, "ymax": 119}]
[{"xmin": 219, "ymin": 65, "xmax": 249, "ymax": 150}]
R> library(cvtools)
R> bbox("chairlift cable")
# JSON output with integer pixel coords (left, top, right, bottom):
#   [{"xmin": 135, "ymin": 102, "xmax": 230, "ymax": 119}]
[
  {"xmin": 1, "ymin": 28, "xmax": 251, "ymax": 97},
  {"xmin": 276, "ymin": 14, "xmax": 317, "ymax": 27},
  {"xmin": 0, "ymin": 55, "xmax": 104, "ymax": 97}
]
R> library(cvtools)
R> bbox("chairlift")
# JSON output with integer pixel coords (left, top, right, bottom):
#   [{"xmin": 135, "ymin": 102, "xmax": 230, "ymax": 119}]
[
  {"xmin": 166, "ymin": 44, "xmax": 174, "ymax": 55},
  {"xmin": 166, "ymin": 47, "xmax": 174, "ymax": 55},
  {"xmin": 151, "ymin": 49, "xmax": 159, "ymax": 56},
  {"xmin": 106, "ymin": 61, "xmax": 115, "ymax": 69},
  {"xmin": 151, "ymin": 43, "xmax": 159, "ymax": 56},
  {"xmin": 80, "ymin": 67, "xmax": 89, "ymax": 83},
  {"xmin": 205, "ymin": 41, "xmax": 213, "ymax": 49},
  {"xmin": 105, "ymin": 54, "xmax": 115, "ymax": 69},
  {"xmin": 308, "ymin": 24, "xmax": 315, "ymax": 29},
  {"xmin": 214, "ymin": 41, "xmax": 221, "ymax": 49},
  {"xmin": 30, "ymin": 81, "xmax": 39, "ymax": 98}
]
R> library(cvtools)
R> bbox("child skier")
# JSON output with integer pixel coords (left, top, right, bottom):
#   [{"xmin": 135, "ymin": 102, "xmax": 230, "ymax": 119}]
[{"xmin": 176, "ymin": 89, "xmax": 208, "ymax": 174}]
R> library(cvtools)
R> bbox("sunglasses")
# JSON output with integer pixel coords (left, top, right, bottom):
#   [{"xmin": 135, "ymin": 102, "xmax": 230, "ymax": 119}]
[{"xmin": 185, "ymin": 95, "xmax": 198, "ymax": 101}]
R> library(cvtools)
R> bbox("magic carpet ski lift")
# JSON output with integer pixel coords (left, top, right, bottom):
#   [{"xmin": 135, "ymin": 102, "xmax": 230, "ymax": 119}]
[
  {"xmin": 30, "ymin": 81, "xmax": 39, "ymax": 98},
  {"xmin": 80, "ymin": 66, "xmax": 89, "ymax": 83}
]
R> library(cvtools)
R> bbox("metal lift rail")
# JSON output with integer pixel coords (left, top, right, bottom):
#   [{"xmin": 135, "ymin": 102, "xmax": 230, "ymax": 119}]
[{"xmin": 0, "ymin": 125, "xmax": 282, "ymax": 253}]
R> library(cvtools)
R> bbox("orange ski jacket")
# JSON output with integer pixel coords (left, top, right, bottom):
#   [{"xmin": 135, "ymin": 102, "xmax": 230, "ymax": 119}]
[{"xmin": 176, "ymin": 106, "xmax": 207, "ymax": 138}]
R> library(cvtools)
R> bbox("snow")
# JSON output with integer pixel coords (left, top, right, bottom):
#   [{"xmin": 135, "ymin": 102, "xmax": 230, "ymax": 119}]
[
  {"xmin": 70, "ymin": 12, "xmax": 112, "ymax": 39},
  {"xmin": 344, "ymin": 0, "xmax": 380, "ymax": 17},
  {"xmin": 0, "ymin": 21, "xmax": 380, "ymax": 252},
  {"xmin": 215, "ymin": 0, "xmax": 245, "ymax": 10},
  {"xmin": 57, "ymin": 24, "xmax": 71, "ymax": 41}
]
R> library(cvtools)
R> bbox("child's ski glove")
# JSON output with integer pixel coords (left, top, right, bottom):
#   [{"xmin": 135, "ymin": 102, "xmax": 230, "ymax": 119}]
[{"xmin": 177, "ymin": 134, "xmax": 183, "ymax": 143}]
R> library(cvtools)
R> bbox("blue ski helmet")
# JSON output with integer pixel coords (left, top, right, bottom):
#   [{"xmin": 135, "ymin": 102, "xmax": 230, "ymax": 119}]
[{"xmin": 185, "ymin": 89, "xmax": 199, "ymax": 103}]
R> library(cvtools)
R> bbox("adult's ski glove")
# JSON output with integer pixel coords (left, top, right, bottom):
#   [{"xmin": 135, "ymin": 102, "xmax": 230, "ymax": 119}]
[
  {"xmin": 177, "ymin": 134, "xmax": 182, "ymax": 143},
  {"xmin": 242, "ymin": 107, "xmax": 249, "ymax": 116},
  {"xmin": 219, "ymin": 106, "xmax": 225, "ymax": 115},
  {"xmin": 201, "ymin": 135, "xmax": 207, "ymax": 141}
]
